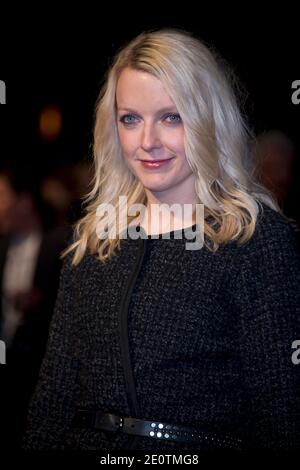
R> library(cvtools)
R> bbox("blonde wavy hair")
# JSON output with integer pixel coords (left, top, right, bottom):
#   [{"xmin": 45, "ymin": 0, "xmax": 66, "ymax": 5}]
[{"xmin": 62, "ymin": 28, "xmax": 290, "ymax": 266}]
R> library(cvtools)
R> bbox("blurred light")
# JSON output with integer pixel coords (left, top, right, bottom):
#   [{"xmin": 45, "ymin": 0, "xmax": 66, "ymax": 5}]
[{"xmin": 39, "ymin": 105, "xmax": 62, "ymax": 141}]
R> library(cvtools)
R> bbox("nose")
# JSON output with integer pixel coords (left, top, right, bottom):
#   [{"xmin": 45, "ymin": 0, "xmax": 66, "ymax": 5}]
[{"xmin": 141, "ymin": 122, "xmax": 162, "ymax": 152}]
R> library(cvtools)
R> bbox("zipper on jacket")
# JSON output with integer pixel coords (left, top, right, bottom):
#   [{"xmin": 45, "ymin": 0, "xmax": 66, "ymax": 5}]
[{"xmin": 118, "ymin": 236, "xmax": 147, "ymax": 418}]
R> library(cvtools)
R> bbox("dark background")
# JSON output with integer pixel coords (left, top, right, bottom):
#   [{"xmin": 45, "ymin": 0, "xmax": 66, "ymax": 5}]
[
  {"xmin": 0, "ymin": 8, "xmax": 299, "ymax": 455},
  {"xmin": 0, "ymin": 9, "xmax": 299, "ymax": 208}
]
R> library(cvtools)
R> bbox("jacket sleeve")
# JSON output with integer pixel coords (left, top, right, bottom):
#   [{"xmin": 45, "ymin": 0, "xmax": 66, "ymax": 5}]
[
  {"xmin": 22, "ymin": 253, "xmax": 80, "ymax": 449},
  {"xmin": 231, "ymin": 211, "xmax": 300, "ymax": 449}
]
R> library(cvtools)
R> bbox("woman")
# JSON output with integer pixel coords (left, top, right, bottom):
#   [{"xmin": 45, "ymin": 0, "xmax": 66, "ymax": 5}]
[{"xmin": 22, "ymin": 29, "xmax": 300, "ymax": 451}]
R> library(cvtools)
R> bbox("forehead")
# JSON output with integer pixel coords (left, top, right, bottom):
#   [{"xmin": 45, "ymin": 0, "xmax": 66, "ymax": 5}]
[{"xmin": 116, "ymin": 68, "xmax": 176, "ymax": 110}]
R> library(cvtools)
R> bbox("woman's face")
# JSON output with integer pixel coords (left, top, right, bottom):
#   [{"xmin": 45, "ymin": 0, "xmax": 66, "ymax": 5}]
[{"xmin": 116, "ymin": 68, "xmax": 196, "ymax": 205}]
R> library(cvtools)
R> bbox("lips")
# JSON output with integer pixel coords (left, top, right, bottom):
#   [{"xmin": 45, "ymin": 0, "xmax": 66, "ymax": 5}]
[{"xmin": 139, "ymin": 157, "xmax": 174, "ymax": 169}]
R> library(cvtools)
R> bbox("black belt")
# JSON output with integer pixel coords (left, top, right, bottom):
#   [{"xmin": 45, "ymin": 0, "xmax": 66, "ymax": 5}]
[{"xmin": 73, "ymin": 410, "xmax": 243, "ymax": 449}]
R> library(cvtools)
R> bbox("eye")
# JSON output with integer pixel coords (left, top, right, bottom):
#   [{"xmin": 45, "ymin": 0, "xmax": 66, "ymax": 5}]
[
  {"xmin": 164, "ymin": 113, "xmax": 182, "ymax": 124},
  {"xmin": 119, "ymin": 114, "xmax": 139, "ymax": 125}
]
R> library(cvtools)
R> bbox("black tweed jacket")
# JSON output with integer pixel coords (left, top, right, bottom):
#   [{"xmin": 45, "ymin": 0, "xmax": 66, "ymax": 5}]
[{"xmin": 22, "ymin": 204, "xmax": 300, "ymax": 451}]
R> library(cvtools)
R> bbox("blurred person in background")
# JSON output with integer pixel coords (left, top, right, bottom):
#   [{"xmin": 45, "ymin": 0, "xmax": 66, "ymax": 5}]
[
  {"xmin": 0, "ymin": 169, "xmax": 72, "ymax": 449},
  {"xmin": 254, "ymin": 130, "xmax": 300, "ymax": 251},
  {"xmin": 254, "ymin": 130, "xmax": 295, "ymax": 207},
  {"xmin": 40, "ymin": 161, "xmax": 93, "ymax": 227}
]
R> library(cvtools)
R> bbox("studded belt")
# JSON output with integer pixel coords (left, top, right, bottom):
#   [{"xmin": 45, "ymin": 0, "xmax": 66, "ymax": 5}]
[{"xmin": 73, "ymin": 410, "xmax": 243, "ymax": 449}]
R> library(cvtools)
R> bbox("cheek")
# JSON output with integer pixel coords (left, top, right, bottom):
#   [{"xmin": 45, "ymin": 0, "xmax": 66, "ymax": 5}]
[
  {"xmin": 164, "ymin": 129, "xmax": 185, "ymax": 152},
  {"xmin": 118, "ymin": 128, "xmax": 137, "ymax": 156}
]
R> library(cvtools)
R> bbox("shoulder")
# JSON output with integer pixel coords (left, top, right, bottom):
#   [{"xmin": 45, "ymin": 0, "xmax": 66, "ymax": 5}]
[
  {"xmin": 256, "ymin": 202, "xmax": 296, "ymax": 235},
  {"xmin": 229, "ymin": 202, "xmax": 300, "ymax": 283},
  {"xmin": 239, "ymin": 202, "xmax": 299, "ymax": 256}
]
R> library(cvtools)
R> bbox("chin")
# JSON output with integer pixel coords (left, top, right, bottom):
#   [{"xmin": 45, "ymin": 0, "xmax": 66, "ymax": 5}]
[{"xmin": 141, "ymin": 179, "xmax": 171, "ymax": 192}]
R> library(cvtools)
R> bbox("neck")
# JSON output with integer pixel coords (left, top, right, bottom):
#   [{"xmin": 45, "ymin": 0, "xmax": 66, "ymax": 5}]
[{"xmin": 140, "ymin": 201, "xmax": 197, "ymax": 235}]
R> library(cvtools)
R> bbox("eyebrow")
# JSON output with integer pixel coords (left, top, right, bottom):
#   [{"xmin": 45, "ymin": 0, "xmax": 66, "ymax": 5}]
[{"xmin": 117, "ymin": 106, "xmax": 178, "ymax": 115}]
